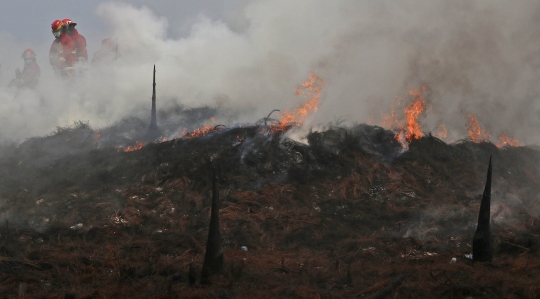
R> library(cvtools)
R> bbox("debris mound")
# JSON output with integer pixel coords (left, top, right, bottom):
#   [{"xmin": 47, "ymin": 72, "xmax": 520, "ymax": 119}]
[{"xmin": 0, "ymin": 120, "xmax": 538, "ymax": 298}]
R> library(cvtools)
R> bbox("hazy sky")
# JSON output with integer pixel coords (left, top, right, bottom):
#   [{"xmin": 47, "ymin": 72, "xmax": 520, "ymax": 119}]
[{"xmin": 0, "ymin": 0, "xmax": 239, "ymax": 52}]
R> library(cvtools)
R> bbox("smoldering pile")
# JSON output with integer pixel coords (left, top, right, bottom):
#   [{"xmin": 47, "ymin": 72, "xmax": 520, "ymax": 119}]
[{"xmin": 0, "ymin": 109, "xmax": 538, "ymax": 297}]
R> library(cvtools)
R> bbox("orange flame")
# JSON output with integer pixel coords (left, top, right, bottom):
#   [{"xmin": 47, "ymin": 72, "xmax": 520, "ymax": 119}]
[
  {"xmin": 184, "ymin": 125, "xmax": 217, "ymax": 139},
  {"xmin": 388, "ymin": 86, "xmax": 426, "ymax": 144},
  {"xmin": 169, "ymin": 117, "xmax": 221, "ymax": 140},
  {"xmin": 181, "ymin": 117, "xmax": 219, "ymax": 139},
  {"xmin": 123, "ymin": 141, "xmax": 145, "ymax": 152},
  {"xmin": 466, "ymin": 114, "xmax": 490, "ymax": 142},
  {"xmin": 435, "ymin": 124, "xmax": 447, "ymax": 139},
  {"xmin": 381, "ymin": 103, "xmax": 399, "ymax": 129},
  {"xmin": 403, "ymin": 88, "xmax": 426, "ymax": 142},
  {"xmin": 94, "ymin": 131, "xmax": 101, "ymax": 146},
  {"xmin": 175, "ymin": 128, "xmax": 188, "ymax": 139},
  {"xmin": 270, "ymin": 73, "xmax": 325, "ymax": 133},
  {"xmin": 496, "ymin": 133, "xmax": 520, "ymax": 148}
]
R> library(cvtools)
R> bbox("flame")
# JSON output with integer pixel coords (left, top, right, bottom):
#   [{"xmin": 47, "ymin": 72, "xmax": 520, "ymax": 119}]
[
  {"xmin": 123, "ymin": 141, "xmax": 145, "ymax": 152},
  {"xmin": 466, "ymin": 114, "xmax": 490, "ymax": 142},
  {"xmin": 381, "ymin": 104, "xmax": 399, "ymax": 129},
  {"xmin": 496, "ymin": 133, "xmax": 520, "ymax": 148},
  {"xmin": 182, "ymin": 117, "xmax": 219, "ymax": 139},
  {"xmin": 169, "ymin": 117, "xmax": 221, "ymax": 140},
  {"xmin": 94, "ymin": 130, "xmax": 101, "ymax": 146},
  {"xmin": 388, "ymin": 86, "xmax": 426, "ymax": 145},
  {"xmin": 435, "ymin": 124, "xmax": 447, "ymax": 139},
  {"xmin": 184, "ymin": 125, "xmax": 217, "ymax": 139},
  {"xmin": 270, "ymin": 73, "xmax": 325, "ymax": 133},
  {"xmin": 176, "ymin": 128, "xmax": 188, "ymax": 139},
  {"xmin": 402, "ymin": 88, "xmax": 427, "ymax": 142}
]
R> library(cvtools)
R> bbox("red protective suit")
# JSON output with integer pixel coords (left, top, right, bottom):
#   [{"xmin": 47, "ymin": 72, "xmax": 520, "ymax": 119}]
[
  {"xmin": 69, "ymin": 28, "xmax": 88, "ymax": 63},
  {"xmin": 10, "ymin": 61, "xmax": 41, "ymax": 89},
  {"xmin": 49, "ymin": 38, "xmax": 61, "ymax": 68},
  {"xmin": 91, "ymin": 38, "xmax": 117, "ymax": 66},
  {"xmin": 48, "ymin": 33, "xmax": 76, "ymax": 78}
]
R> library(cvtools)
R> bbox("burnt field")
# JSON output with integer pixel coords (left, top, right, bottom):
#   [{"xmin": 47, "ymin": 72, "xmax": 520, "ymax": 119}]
[{"xmin": 0, "ymin": 118, "xmax": 539, "ymax": 298}]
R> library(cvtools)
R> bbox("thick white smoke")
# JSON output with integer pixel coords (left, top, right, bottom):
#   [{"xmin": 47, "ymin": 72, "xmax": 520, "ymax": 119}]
[{"xmin": 1, "ymin": 0, "xmax": 540, "ymax": 144}]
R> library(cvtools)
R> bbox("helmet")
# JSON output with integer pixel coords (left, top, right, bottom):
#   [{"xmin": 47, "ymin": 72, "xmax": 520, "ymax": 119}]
[
  {"xmin": 51, "ymin": 20, "xmax": 63, "ymax": 31},
  {"xmin": 21, "ymin": 48, "xmax": 36, "ymax": 59},
  {"xmin": 62, "ymin": 18, "xmax": 77, "ymax": 27}
]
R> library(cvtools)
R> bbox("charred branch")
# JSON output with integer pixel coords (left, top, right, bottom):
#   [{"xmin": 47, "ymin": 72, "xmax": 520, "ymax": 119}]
[{"xmin": 260, "ymin": 109, "xmax": 280, "ymax": 126}]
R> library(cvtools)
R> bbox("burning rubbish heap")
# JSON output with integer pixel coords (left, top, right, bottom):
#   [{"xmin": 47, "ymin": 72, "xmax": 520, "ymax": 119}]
[
  {"xmin": 0, "ymin": 115, "xmax": 539, "ymax": 297},
  {"xmin": 0, "ymin": 76, "xmax": 539, "ymax": 297}
]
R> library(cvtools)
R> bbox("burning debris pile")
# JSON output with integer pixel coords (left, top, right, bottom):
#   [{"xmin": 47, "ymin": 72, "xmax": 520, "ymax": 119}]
[
  {"xmin": 0, "ymin": 114, "xmax": 538, "ymax": 298},
  {"xmin": 0, "ymin": 76, "xmax": 539, "ymax": 298}
]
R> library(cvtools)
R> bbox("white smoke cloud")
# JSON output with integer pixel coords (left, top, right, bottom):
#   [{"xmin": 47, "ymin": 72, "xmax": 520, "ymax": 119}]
[{"xmin": 0, "ymin": 0, "xmax": 540, "ymax": 145}]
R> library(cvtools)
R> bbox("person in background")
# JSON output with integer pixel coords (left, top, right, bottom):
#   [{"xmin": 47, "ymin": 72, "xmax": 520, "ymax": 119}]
[
  {"xmin": 48, "ymin": 19, "xmax": 76, "ymax": 81},
  {"xmin": 9, "ymin": 48, "xmax": 41, "ymax": 89},
  {"xmin": 63, "ymin": 18, "xmax": 88, "ymax": 64},
  {"xmin": 48, "ymin": 20, "xmax": 61, "ymax": 72},
  {"xmin": 91, "ymin": 38, "xmax": 118, "ymax": 66}
]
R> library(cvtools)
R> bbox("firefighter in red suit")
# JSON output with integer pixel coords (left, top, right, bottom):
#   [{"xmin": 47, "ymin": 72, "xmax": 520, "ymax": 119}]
[
  {"xmin": 9, "ymin": 49, "xmax": 41, "ymax": 89},
  {"xmin": 91, "ymin": 38, "xmax": 117, "ymax": 66},
  {"xmin": 62, "ymin": 18, "xmax": 88, "ymax": 64},
  {"xmin": 48, "ymin": 19, "xmax": 76, "ymax": 80}
]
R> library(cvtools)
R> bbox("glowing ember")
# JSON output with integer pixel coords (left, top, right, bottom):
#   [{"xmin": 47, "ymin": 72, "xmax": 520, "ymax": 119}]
[
  {"xmin": 270, "ymin": 73, "xmax": 325, "ymax": 133},
  {"xmin": 466, "ymin": 114, "xmax": 490, "ymax": 142},
  {"xmin": 95, "ymin": 131, "xmax": 101, "ymax": 140},
  {"xmin": 123, "ymin": 141, "xmax": 145, "ymax": 152},
  {"xmin": 496, "ymin": 133, "xmax": 520, "ymax": 148}
]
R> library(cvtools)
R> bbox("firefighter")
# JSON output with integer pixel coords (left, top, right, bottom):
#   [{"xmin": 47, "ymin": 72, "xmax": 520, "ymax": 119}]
[
  {"xmin": 91, "ymin": 38, "xmax": 118, "ymax": 66},
  {"xmin": 62, "ymin": 18, "xmax": 88, "ymax": 64},
  {"xmin": 48, "ymin": 19, "xmax": 76, "ymax": 80},
  {"xmin": 9, "ymin": 49, "xmax": 41, "ymax": 89},
  {"xmin": 48, "ymin": 20, "xmax": 61, "ymax": 71}
]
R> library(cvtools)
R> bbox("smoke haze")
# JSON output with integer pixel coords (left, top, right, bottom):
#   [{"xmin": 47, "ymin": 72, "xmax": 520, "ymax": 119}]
[{"xmin": 1, "ymin": 0, "xmax": 540, "ymax": 144}]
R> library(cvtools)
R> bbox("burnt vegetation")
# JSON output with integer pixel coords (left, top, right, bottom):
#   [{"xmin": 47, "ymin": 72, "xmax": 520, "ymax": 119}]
[{"xmin": 0, "ymin": 109, "xmax": 539, "ymax": 298}]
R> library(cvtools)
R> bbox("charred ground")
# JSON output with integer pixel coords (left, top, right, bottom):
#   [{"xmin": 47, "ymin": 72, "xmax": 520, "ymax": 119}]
[{"xmin": 0, "ymin": 115, "xmax": 539, "ymax": 298}]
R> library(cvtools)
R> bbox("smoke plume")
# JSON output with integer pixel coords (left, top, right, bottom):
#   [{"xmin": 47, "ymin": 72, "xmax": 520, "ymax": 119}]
[{"xmin": 0, "ymin": 0, "xmax": 539, "ymax": 144}]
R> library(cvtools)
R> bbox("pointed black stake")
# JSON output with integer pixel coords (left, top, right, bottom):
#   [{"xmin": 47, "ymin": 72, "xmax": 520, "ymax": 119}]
[
  {"xmin": 149, "ymin": 65, "xmax": 158, "ymax": 131},
  {"xmin": 201, "ymin": 167, "xmax": 223, "ymax": 283},
  {"xmin": 473, "ymin": 156, "xmax": 493, "ymax": 262}
]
